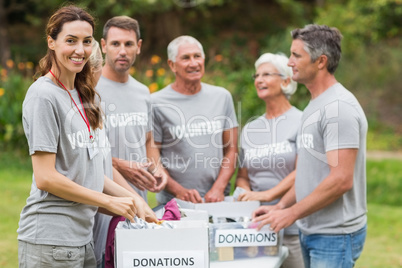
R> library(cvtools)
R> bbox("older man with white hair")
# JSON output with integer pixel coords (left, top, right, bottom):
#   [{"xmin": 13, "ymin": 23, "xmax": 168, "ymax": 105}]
[{"xmin": 151, "ymin": 35, "xmax": 238, "ymax": 205}]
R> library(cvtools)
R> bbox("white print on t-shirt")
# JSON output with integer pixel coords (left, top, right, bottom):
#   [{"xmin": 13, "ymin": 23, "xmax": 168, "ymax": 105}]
[
  {"xmin": 169, "ymin": 120, "xmax": 223, "ymax": 140},
  {"xmin": 244, "ymin": 140, "xmax": 293, "ymax": 160},
  {"xmin": 297, "ymin": 101, "xmax": 341, "ymax": 165},
  {"xmin": 297, "ymin": 134, "xmax": 314, "ymax": 149},
  {"xmin": 66, "ymin": 128, "xmax": 110, "ymax": 152},
  {"xmin": 67, "ymin": 128, "xmax": 92, "ymax": 149},
  {"xmin": 104, "ymin": 112, "xmax": 147, "ymax": 128}
]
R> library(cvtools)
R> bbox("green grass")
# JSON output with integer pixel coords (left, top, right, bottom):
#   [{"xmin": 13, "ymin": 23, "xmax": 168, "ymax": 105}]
[
  {"xmin": 1, "ymin": 151, "xmax": 402, "ymax": 268},
  {"xmin": 366, "ymin": 159, "xmax": 402, "ymax": 206},
  {"xmin": 358, "ymin": 203, "xmax": 402, "ymax": 268},
  {"xmin": 0, "ymin": 151, "xmax": 32, "ymax": 267}
]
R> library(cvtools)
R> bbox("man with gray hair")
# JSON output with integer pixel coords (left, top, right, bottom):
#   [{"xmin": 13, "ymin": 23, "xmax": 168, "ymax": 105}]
[
  {"xmin": 151, "ymin": 35, "xmax": 238, "ymax": 204},
  {"xmin": 253, "ymin": 24, "xmax": 368, "ymax": 267}
]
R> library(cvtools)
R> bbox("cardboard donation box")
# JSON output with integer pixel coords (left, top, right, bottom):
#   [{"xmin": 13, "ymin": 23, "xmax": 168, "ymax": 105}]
[
  {"xmin": 174, "ymin": 198, "xmax": 283, "ymax": 262},
  {"xmin": 115, "ymin": 220, "xmax": 210, "ymax": 268},
  {"xmin": 174, "ymin": 198, "xmax": 261, "ymax": 221},
  {"xmin": 209, "ymin": 222, "xmax": 283, "ymax": 262}
]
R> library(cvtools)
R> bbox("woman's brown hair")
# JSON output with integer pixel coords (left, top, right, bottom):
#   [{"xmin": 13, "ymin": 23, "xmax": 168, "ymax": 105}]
[{"xmin": 37, "ymin": 5, "xmax": 102, "ymax": 130}]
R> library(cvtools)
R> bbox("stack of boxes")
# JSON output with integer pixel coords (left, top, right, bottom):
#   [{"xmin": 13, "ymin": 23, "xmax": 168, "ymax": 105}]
[{"xmin": 115, "ymin": 199, "xmax": 286, "ymax": 268}]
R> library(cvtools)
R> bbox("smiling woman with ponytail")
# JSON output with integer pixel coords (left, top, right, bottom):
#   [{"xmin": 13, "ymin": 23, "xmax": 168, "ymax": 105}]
[{"xmin": 17, "ymin": 5, "xmax": 153, "ymax": 267}]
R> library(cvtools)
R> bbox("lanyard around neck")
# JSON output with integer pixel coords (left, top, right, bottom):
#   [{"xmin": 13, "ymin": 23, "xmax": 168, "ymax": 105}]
[{"xmin": 49, "ymin": 70, "xmax": 94, "ymax": 143}]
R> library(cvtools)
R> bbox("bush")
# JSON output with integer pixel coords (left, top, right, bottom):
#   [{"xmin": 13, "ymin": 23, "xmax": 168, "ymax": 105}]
[
  {"xmin": 1, "ymin": 42, "xmax": 402, "ymax": 152},
  {"xmin": 0, "ymin": 63, "xmax": 33, "ymax": 152}
]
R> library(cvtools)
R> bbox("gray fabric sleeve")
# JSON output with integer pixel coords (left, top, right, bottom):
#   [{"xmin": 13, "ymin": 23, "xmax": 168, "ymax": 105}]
[
  {"xmin": 223, "ymin": 90, "xmax": 238, "ymax": 130},
  {"xmin": 323, "ymin": 100, "xmax": 360, "ymax": 152},
  {"xmin": 151, "ymin": 103, "xmax": 163, "ymax": 143},
  {"xmin": 23, "ymin": 97, "xmax": 59, "ymax": 155}
]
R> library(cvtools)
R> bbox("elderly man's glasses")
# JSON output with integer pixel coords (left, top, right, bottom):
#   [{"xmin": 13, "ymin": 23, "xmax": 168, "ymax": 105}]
[{"xmin": 252, "ymin": 72, "xmax": 284, "ymax": 80}]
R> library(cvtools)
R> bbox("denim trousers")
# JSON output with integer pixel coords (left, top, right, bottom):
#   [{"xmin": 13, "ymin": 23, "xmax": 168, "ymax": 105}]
[{"xmin": 299, "ymin": 225, "xmax": 367, "ymax": 268}]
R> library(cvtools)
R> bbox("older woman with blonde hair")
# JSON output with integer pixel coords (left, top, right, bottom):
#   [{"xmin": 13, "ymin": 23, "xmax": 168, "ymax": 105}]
[{"xmin": 236, "ymin": 53, "xmax": 304, "ymax": 268}]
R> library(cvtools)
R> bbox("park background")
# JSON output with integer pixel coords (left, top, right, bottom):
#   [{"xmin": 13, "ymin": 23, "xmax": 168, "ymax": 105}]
[{"xmin": 1, "ymin": 0, "xmax": 401, "ymax": 267}]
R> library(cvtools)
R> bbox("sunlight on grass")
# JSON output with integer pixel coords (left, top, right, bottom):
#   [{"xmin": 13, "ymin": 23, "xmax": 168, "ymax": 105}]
[
  {"xmin": 358, "ymin": 203, "xmax": 402, "ymax": 267},
  {"xmin": 1, "ymin": 152, "xmax": 402, "ymax": 268}
]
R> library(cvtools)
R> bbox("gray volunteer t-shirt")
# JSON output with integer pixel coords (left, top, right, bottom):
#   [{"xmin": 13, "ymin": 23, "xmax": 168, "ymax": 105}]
[
  {"xmin": 151, "ymin": 83, "xmax": 238, "ymax": 204},
  {"xmin": 18, "ymin": 76, "xmax": 104, "ymax": 247},
  {"xmin": 93, "ymin": 126, "xmax": 113, "ymax": 266},
  {"xmin": 97, "ymin": 75, "xmax": 151, "ymax": 200},
  {"xmin": 296, "ymin": 83, "xmax": 368, "ymax": 235},
  {"xmin": 239, "ymin": 107, "xmax": 302, "ymax": 235}
]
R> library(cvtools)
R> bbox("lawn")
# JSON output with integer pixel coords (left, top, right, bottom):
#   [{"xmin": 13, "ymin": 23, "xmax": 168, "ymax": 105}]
[{"xmin": 1, "ymin": 151, "xmax": 401, "ymax": 267}]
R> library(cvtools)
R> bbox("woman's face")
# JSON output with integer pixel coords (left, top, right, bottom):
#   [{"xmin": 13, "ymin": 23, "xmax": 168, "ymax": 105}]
[
  {"xmin": 254, "ymin": 63, "xmax": 284, "ymax": 101},
  {"xmin": 49, "ymin": 20, "xmax": 93, "ymax": 76}
]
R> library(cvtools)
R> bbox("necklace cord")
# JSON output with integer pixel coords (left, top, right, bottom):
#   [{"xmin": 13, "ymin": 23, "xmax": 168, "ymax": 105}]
[{"xmin": 49, "ymin": 70, "xmax": 94, "ymax": 141}]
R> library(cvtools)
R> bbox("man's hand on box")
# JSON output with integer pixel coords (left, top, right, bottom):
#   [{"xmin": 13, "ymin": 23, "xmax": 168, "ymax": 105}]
[
  {"xmin": 114, "ymin": 159, "xmax": 158, "ymax": 191},
  {"xmin": 237, "ymin": 190, "xmax": 266, "ymax": 202},
  {"xmin": 148, "ymin": 165, "xmax": 168, "ymax": 193},
  {"xmin": 252, "ymin": 205, "xmax": 295, "ymax": 232},
  {"xmin": 176, "ymin": 188, "xmax": 203, "ymax": 203},
  {"xmin": 204, "ymin": 188, "xmax": 224, "ymax": 203}
]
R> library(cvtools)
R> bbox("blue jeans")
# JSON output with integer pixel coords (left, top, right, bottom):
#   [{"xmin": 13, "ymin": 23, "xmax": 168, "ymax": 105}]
[{"xmin": 299, "ymin": 225, "xmax": 367, "ymax": 268}]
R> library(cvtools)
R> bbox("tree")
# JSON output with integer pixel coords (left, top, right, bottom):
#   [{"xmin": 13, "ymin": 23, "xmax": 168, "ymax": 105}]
[
  {"xmin": 0, "ymin": 0, "xmax": 61, "ymax": 68},
  {"xmin": 315, "ymin": 0, "xmax": 402, "ymax": 52},
  {"xmin": 0, "ymin": 0, "xmax": 21, "ymax": 68}
]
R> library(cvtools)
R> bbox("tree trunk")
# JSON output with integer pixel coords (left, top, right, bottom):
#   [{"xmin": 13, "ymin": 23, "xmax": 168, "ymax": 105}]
[
  {"xmin": 315, "ymin": 0, "xmax": 325, "ymax": 8},
  {"xmin": 141, "ymin": 10, "xmax": 182, "ymax": 58},
  {"xmin": 0, "ymin": 0, "xmax": 11, "ymax": 69}
]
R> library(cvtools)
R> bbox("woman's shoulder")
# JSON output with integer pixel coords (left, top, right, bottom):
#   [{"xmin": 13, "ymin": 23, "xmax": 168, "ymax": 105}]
[
  {"xmin": 288, "ymin": 106, "xmax": 303, "ymax": 117},
  {"xmin": 28, "ymin": 76, "xmax": 58, "ymax": 94},
  {"xmin": 243, "ymin": 114, "xmax": 266, "ymax": 129},
  {"xmin": 24, "ymin": 77, "xmax": 62, "ymax": 105}
]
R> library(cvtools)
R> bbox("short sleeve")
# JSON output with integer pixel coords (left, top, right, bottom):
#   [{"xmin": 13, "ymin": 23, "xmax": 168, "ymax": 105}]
[
  {"xmin": 151, "ymin": 101, "xmax": 163, "ymax": 143},
  {"xmin": 323, "ymin": 100, "xmax": 360, "ymax": 152},
  {"xmin": 23, "ymin": 97, "xmax": 59, "ymax": 155},
  {"xmin": 222, "ymin": 90, "xmax": 238, "ymax": 130},
  {"xmin": 146, "ymin": 97, "xmax": 152, "ymax": 133}
]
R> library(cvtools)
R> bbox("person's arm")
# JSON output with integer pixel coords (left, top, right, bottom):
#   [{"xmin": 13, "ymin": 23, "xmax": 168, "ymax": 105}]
[
  {"xmin": 251, "ymin": 182, "xmax": 297, "ymax": 227},
  {"xmin": 32, "ymin": 151, "xmax": 137, "ymax": 221},
  {"xmin": 238, "ymin": 170, "xmax": 296, "ymax": 202},
  {"xmin": 154, "ymin": 141, "xmax": 203, "ymax": 203},
  {"xmin": 204, "ymin": 127, "xmax": 238, "ymax": 202},
  {"xmin": 112, "ymin": 157, "xmax": 157, "ymax": 191},
  {"xmin": 235, "ymin": 167, "xmax": 251, "ymax": 191},
  {"xmin": 146, "ymin": 131, "xmax": 168, "ymax": 192},
  {"xmin": 253, "ymin": 148, "xmax": 357, "ymax": 232},
  {"xmin": 104, "ymin": 167, "xmax": 157, "ymax": 223}
]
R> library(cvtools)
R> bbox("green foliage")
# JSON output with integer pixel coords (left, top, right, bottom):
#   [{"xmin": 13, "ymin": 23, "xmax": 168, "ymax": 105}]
[
  {"xmin": 2, "ymin": 41, "xmax": 402, "ymax": 151},
  {"xmin": 367, "ymin": 120, "xmax": 402, "ymax": 151},
  {"xmin": 81, "ymin": 0, "xmax": 228, "ymax": 16},
  {"xmin": 2, "ymin": 0, "xmax": 402, "ymax": 151},
  {"xmin": 133, "ymin": 55, "xmax": 175, "ymax": 93},
  {"xmin": 316, "ymin": 0, "xmax": 402, "ymax": 53},
  {"xmin": 366, "ymin": 159, "xmax": 402, "ymax": 206},
  {"xmin": 0, "ymin": 66, "xmax": 32, "ymax": 152}
]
